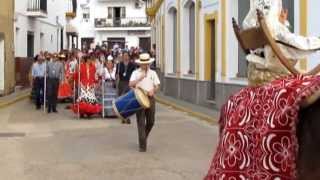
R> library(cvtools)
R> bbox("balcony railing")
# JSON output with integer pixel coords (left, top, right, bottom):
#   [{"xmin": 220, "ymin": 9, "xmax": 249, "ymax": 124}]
[
  {"xmin": 94, "ymin": 17, "xmax": 150, "ymax": 28},
  {"xmin": 66, "ymin": 0, "xmax": 77, "ymax": 18},
  {"xmin": 27, "ymin": 0, "xmax": 47, "ymax": 18}
]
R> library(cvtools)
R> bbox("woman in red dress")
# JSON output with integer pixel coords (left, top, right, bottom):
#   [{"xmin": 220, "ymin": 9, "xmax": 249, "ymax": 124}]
[
  {"xmin": 58, "ymin": 54, "xmax": 72, "ymax": 101},
  {"xmin": 71, "ymin": 55, "xmax": 102, "ymax": 118}
]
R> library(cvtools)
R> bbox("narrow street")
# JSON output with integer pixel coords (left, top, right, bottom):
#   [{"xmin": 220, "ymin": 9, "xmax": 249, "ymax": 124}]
[{"xmin": 0, "ymin": 99, "xmax": 218, "ymax": 180}]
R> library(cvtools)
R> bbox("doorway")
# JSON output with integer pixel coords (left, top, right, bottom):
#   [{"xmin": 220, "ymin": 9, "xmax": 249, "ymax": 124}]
[
  {"xmin": 139, "ymin": 37, "xmax": 151, "ymax": 52},
  {"xmin": 40, "ymin": 33, "xmax": 44, "ymax": 52},
  {"xmin": 113, "ymin": 7, "xmax": 121, "ymax": 26},
  {"xmin": 27, "ymin": 31, "xmax": 34, "ymax": 58},
  {"xmin": 209, "ymin": 20, "xmax": 215, "ymax": 100},
  {"xmin": 81, "ymin": 37, "xmax": 94, "ymax": 51}
]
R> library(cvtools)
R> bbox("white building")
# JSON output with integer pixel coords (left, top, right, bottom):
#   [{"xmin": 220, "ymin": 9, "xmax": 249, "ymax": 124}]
[
  {"xmin": 72, "ymin": 0, "xmax": 151, "ymax": 51},
  {"xmin": 14, "ymin": 0, "xmax": 77, "ymax": 58}
]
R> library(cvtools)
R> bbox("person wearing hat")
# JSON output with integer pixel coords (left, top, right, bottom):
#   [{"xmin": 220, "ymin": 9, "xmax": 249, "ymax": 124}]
[
  {"xmin": 46, "ymin": 53, "xmax": 64, "ymax": 113},
  {"xmin": 129, "ymin": 53, "xmax": 160, "ymax": 152}
]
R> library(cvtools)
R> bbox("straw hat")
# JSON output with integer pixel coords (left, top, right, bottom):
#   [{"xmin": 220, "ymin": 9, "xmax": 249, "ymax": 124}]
[{"xmin": 135, "ymin": 53, "xmax": 155, "ymax": 64}]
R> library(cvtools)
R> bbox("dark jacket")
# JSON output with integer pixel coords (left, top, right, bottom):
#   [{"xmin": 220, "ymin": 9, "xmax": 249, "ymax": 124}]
[{"xmin": 116, "ymin": 62, "xmax": 136, "ymax": 81}]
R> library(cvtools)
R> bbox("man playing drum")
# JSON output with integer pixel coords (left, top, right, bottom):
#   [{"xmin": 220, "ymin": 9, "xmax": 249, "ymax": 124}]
[{"xmin": 129, "ymin": 53, "xmax": 160, "ymax": 152}]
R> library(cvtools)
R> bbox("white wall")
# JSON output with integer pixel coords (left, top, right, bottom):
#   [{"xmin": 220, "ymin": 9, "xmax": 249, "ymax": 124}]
[{"xmin": 14, "ymin": 0, "xmax": 68, "ymax": 57}]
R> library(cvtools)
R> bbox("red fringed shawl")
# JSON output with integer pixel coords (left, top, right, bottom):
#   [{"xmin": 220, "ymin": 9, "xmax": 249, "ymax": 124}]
[{"xmin": 205, "ymin": 75, "xmax": 320, "ymax": 180}]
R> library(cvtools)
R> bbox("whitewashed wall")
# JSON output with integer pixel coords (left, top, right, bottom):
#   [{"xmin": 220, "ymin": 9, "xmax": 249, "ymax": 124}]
[{"xmin": 14, "ymin": 0, "xmax": 68, "ymax": 57}]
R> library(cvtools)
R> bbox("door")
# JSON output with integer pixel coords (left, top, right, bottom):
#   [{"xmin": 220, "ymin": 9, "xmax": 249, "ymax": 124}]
[
  {"xmin": 113, "ymin": 7, "xmax": 121, "ymax": 26},
  {"xmin": 81, "ymin": 37, "xmax": 94, "ymax": 51},
  {"xmin": 60, "ymin": 29, "xmax": 64, "ymax": 50},
  {"xmin": 27, "ymin": 32, "xmax": 34, "ymax": 58},
  {"xmin": 139, "ymin": 37, "xmax": 151, "ymax": 52},
  {"xmin": 0, "ymin": 36, "xmax": 4, "ymax": 92},
  {"xmin": 210, "ymin": 20, "xmax": 215, "ymax": 100}
]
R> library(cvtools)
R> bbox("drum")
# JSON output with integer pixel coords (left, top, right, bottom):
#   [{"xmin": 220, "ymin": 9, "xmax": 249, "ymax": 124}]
[{"xmin": 112, "ymin": 88, "xmax": 150, "ymax": 120}]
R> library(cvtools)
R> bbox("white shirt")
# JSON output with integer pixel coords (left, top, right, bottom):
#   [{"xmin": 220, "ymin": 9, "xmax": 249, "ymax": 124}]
[
  {"xmin": 103, "ymin": 67, "xmax": 116, "ymax": 81},
  {"xmin": 130, "ymin": 68, "xmax": 160, "ymax": 92}
]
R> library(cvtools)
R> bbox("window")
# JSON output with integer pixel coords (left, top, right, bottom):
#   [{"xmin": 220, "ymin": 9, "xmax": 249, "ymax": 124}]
[
  {"xmin": 121, "ymin": 7, "xmax": 126, "ymax": 18},
  {"xmin": 40, "ymin": 33, "xmax": 44, "ymax": 51},
  {"xmin": 15, "ymin": 28, "xmax": 20, "ymax": 53},
  {"xmin": 83, "ymin": 13, "xmax": 90, "ymax": 19},
  {"xmin": 108, "ymin": 7, "xmax": 113, "ymax": 19},
  {"xmin": 27, "ymin": 31, "xmax": 34, "ymax": 58},
  {"xmin": 83, "ymin": 7, "xmax": 90, "ymax": 22},
  {"xmin": 188, "ymin": 2, "xmax": 195, "ymax": 74},
  {"xmin": 282, "ymin": 0, "xmax": 295, "ymax": 32}
]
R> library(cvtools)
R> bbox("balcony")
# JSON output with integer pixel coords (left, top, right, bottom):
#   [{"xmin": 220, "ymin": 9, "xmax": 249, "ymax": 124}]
[
  {"xmin": 66, "ymin": 0, "xmax": 77, "ymax": 19},
  {"xmin": 27, "ymin": 0, "xmax": 47, "ymax": 18},
  {"xmin": 94, "ymin": 17, "xmax": 150, "ymax": 30}
]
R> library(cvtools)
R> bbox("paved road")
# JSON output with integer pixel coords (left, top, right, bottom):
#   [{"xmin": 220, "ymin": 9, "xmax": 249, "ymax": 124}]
[{"xmin": 0, "ymin": 99, "xmax": 219, "ymax": 180}]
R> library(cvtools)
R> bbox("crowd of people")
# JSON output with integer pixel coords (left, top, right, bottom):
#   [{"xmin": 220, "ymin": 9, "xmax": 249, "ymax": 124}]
[{"xmin": 30, "ymin": 46, "xmax": 156, "ymax": 120}]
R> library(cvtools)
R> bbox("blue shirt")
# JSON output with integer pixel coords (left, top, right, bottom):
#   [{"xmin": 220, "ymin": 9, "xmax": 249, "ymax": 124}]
[{"xmin": 31, "ymin": 62, "xmax": 46, "ymax": 78}]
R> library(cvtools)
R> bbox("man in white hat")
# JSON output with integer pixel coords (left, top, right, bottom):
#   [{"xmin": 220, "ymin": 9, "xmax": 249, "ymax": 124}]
[{"xmin": 129, "ymin": 53, "xmax": 160, "ymax": 152}]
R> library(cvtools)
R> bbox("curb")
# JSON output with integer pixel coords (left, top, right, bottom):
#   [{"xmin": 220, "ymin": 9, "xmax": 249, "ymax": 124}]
[
  {"xmin": 155, "ymin": 96, "xmax": 217, "ymax": 125},
  {"xmin": 0, "ymin": 91, "xmax": 31, "ymax": 109}
]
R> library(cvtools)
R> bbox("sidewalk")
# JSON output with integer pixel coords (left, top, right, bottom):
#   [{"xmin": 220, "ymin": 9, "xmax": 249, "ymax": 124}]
[
  {"xmin": 0, "ymin": 88, "xmax": 31, "ymax": 109},
  {"xmin": 155, "ymin": 92, "xmax": 219, "ymax": 125}
]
